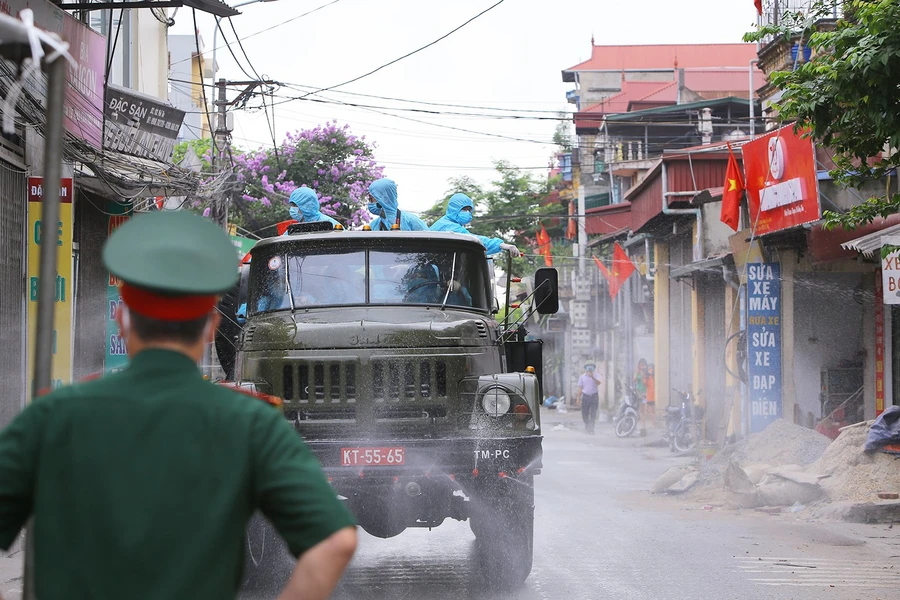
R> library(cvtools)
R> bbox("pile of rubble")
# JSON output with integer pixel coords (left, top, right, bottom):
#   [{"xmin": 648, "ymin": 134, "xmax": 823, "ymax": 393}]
[
  {"xmin": 808, "ymin": 422, "xmax": 900, "ymax": 503},
  {"xmin": 653, "ymin": 418, "xmax": 900, "ymax": 510}
]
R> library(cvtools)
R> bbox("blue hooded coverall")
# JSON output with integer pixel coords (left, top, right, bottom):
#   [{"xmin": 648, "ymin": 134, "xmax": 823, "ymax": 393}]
[
  {"xmin": 429, "ymin": 193, "xmax": 504, "ymax": 255},
  {"xmin": 286, "ymin": 187, "xmax": 340, "ymax": 230},
  {"xmin": 367, "ymin": 178, "xmax": 427, "ymax": 231}
]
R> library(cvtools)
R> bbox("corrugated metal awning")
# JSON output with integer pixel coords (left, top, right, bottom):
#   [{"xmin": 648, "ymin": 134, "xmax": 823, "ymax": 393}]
[
  {"xmin": 669, "ymin": 255, "xmax": 731, "ymax": 280},
  {"xmin": 840, "ymin": 223, "xmax": 900, "ymax": 257},
  {"xmin": 587, "ymin": 228, "xmax": 630, "ymax": 248}
]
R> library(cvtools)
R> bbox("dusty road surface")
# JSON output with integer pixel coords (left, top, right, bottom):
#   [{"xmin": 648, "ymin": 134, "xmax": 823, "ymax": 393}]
[
  {"xmin": 1, "ymin": 413, "xmax": 896, "ymax": 600},
  {"xmin": 238, "ymin": 412, "xmax": 900, "ymax": 600}
]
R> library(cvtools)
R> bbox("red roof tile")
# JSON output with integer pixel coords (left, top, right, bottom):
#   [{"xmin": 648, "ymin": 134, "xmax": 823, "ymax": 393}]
[
  {"xmin": 684, "ymin": 68, "xmax": 766, "ymax": 92},
  {"xmin": 580, "ymin": 81, "xmax": 672, "ymax": 115},
  {"xmin": 564, "ymin": 43, "xmax": 759, "ymax": 72}
]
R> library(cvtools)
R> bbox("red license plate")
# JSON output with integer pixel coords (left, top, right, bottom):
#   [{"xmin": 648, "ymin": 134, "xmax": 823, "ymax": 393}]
[{"xmin": 340, "ymin": 447, "xmax": 406, "ymax": 466}]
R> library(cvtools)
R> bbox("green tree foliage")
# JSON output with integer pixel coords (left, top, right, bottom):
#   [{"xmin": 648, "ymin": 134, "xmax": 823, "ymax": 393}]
[
  {"xmin": 172, "ymin": 139, "xmax": 214, "ymax": 171},
  {"xmin": 421, "ymin": 175, "xmax": 485, "ymax": 222},
  {"xmin": 745, "ymin": 0, "xmax": 900, "ymax": 229},
  {"xmin": 429, "ymin": 162, "xmax": 565, "ymax": 277},
  {"xmin": 552, "ymin": 111, "xmax": 573, "ymax": 151},
  {"xmin": 468, "ymin": 161, "xmax": 562, "ymax": 246}
]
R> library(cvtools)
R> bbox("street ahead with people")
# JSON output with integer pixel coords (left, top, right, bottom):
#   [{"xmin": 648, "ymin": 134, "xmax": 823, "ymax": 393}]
[{"xmin": 2, "ymin": 1, "xmax": 900, "ymax": 599}]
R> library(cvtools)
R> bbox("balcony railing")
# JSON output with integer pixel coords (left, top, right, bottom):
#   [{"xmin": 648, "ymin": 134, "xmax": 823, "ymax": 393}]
[{"xmin": 759, "ymin": 0, "xmax": 840, "ymax": 46}]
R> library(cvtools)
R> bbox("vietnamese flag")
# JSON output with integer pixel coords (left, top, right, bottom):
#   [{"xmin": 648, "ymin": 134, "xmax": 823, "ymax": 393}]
[
  {"xmin": 593, "ymin": 255, "xmax": 612, "ymax": 286},
  {"xmin": 609, "ymin": 242, "xmax": 636, "ymax": 299},
  {"xmin": 536, "ymin": 224, "xmax": 553, "ymax": 267},
  {"xmin": 594, "ymin": 243, "xmax": 636, "ymax": 299},
  {"xmin": 754, "ymin": 0, "xmax": 762, "ymax": 15},
  {"xmin": 720, "ymin": 145, "xmax": 744, "ymax": 231}
]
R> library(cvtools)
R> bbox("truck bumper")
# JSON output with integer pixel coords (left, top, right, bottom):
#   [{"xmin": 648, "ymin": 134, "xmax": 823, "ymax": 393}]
[{"xmin": 306, "ymin": 435, "xmax": 543, "ymax": 483}]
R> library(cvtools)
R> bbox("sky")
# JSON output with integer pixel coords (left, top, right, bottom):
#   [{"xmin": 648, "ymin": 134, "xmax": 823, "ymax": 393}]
[{"xmin": 170, "ymin": 0, "xmax": 760, "ymax": 215}]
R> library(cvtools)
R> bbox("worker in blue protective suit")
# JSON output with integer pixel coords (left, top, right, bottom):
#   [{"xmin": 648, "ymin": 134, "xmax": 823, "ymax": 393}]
[
  {"xmin": 286, "ymin": 187, "xmax": 340, "ymax": 231},
  {"xmin": 429, "ymin": 193, "xmax": 520, "ymax": 257},
  {"xmin": 367, "ymin": 178, "xmax": 428, "ymax": 231}
]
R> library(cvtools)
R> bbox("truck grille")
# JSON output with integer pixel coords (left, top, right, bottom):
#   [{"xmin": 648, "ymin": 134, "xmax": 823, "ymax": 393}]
[{"xmin": 281, "ymin": 358, "xmax": 448, "ymax": 406}]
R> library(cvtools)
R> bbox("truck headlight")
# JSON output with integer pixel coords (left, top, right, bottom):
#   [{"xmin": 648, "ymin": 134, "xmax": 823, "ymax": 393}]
[{"xmin": 481, "ymin": 386, "xmax": 511, "ymax": 417}]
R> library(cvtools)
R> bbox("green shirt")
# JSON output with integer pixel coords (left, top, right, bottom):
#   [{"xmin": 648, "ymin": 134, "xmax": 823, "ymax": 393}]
[{"xmin": 0, "ymin": 349, "xmax": 355, "ymax": 599}]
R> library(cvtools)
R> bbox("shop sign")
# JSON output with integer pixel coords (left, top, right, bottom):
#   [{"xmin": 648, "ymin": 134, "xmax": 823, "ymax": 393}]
[
  {"xmin": 104, "ymin": 84, "xmax": 185, "ymax": 163},
  {"xmin": 875, "ymin": 274, "xmax": 885, "ymax": 416},
  {"xmin": 106, "ymin": 202, "xmax": 131, "ymax": 372},
  {"xmin": 880, "ymin": 236, "xmax": 900, "ymax": 304},
  {"xmin": 3, "ymin": 0, "xmax": 106, "ymax": 148},
  {"xmin": 747, "ymin": 262, "xmax": 782, "ymax": 433},
  {"xmin": 230, "ymin": 233, "xmax": 256, "ymax": 259},
  {"xmin": 26, "ymin": 177, "xmax": 74, "ymax": 399},
  {"xmin": 743, "ymin": 125, "xmax": 820, "ymax": 236}
]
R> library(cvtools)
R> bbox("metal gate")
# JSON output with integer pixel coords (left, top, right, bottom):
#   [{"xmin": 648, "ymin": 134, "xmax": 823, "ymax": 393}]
[{"xmin": 0, "ymin": 160, "xmax": 27, "ymax": 428}]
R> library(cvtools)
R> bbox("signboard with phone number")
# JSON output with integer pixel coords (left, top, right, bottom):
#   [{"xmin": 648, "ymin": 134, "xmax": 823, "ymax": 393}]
[{"xmin": 747, "ymin": 262, "xmax": 782, "ymax": 433}]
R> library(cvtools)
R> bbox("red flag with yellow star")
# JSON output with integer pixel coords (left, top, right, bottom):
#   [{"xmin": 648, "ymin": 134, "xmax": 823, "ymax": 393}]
[
  {"xmin": 594, "ymin": 243, "xmax": 635, "ymax": 299},
  {"xmin": 720, "ymin": 144, "xmax": 744, "ymax": 232}
]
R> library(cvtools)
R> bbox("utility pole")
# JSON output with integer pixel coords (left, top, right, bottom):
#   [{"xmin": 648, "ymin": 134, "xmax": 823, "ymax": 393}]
[
  {"xmin": 213, "ymin": 77, "xmax": 230, "ymax": 229},
  {"xmin": 209, "ymin": 78, "xmax": 275, "ymax": 230}
]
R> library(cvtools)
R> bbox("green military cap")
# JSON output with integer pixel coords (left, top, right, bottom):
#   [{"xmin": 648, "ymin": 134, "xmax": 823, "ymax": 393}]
[{"xmin": 103, "ymin": 211, "xmax": 238, "ymax": 297}]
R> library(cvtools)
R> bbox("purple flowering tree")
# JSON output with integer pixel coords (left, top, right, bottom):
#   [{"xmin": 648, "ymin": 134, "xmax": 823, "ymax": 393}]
[{"xmin": 232, "ymin": 120, "xmax": 384, "ymax": 235}]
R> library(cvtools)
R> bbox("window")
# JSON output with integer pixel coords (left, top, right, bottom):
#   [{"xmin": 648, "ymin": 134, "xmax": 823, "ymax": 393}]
[{"xmin": 249, "ymin": 248, "xmax": 490, "ymax": 314}]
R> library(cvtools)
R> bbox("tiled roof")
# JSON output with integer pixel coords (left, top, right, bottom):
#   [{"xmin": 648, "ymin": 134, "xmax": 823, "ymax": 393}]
[
  {"xmin": 564, "ymin": 43, "xmax": 759, "ymax": 72},
  {"xmin": 684, "ymin": 69, "xmax": 766, "ymax": 91},
  {"xmin": 580, "ymin": 81, "xmax": 672, "ymax": 115}
]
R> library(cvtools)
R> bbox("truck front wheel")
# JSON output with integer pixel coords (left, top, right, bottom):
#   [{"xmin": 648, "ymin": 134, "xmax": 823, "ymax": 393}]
[{"xmin": 468, "ymin": 474, "xmax": 534, "ymax": 589}]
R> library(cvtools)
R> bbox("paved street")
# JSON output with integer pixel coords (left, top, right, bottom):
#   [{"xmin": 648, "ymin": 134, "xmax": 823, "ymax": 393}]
[
  {"xmin": 3, "ymin": 411, "xmax": 898, "ymax": 600},
  {"xmin": 240, "ymin": 409, "xmax": 900, "ymax": 600}
]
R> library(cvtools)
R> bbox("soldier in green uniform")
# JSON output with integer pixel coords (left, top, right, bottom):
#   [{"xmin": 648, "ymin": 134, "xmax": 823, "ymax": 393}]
[{"xmin": 0, "ymin": 211, "xmax": 357, "ymax": 600}]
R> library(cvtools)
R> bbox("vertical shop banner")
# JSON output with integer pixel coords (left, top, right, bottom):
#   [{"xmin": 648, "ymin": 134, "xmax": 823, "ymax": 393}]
[
  {"xmin": 26, "ymin": 177, "xmax": 74, "ymax": 398},
  {"xmin": 880, "ymin": 237, "xmax": 900, "ymax": 304},
  {"xmin": 747, "ymin": 262, "xmax": 782, "ymax": 433},
  {"xmin": 107, "ymin": 203, "xmax": 131, "ymax": 371},
  {"xmin": 874, "ymin": 274, "xmax": 885, "ymax": 416},
  {"xmin": 743, "ymin": 125, "xmax": 820, "ymax": 236}
]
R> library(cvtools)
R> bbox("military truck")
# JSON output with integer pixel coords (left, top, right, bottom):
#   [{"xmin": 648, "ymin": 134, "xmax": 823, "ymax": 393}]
[{"xmin": 218, "ymin": 223, "xmax": 558, "ymax": 588}]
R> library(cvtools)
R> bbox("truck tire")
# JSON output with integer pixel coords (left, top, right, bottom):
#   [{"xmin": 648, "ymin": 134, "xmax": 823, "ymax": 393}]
[
  {"xmin": 241, "ymin": 513, "xmax": 293, "ymax": 591},
  {"xmin": 215, "ymin": 283, "xmax": 241, "ymax": 381},
  {"xmin": 469, "ymin": 475, "xmax": 535, "ymax": 589}
]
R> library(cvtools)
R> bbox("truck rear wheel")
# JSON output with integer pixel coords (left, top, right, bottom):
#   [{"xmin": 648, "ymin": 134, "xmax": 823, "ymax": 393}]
[
  {"xmin": 469, "ymin": 475, "xmax": 534, "ymax": 589},
  {"xmin": 241, "ymin": 513, "xmax": 293, "ymax": 591}
]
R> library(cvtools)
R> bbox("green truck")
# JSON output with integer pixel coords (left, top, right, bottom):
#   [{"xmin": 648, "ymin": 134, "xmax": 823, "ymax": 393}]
[{"xmin": 217, "ymin": 223, "xmax": 558, "ymax": 588}]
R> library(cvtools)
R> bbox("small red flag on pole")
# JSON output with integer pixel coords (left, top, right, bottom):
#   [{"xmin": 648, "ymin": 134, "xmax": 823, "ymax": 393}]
[
  {"xmin": 593, "ymin": 243, "xmax": 636, "ymax": 299},
  {"xmin": 720, "ymin": 143, "xmax": 744, "ymax": 232}
]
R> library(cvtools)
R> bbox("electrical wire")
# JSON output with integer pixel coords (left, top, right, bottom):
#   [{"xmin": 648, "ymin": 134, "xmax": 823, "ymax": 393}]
[
  {"xmin": 169, "ymin": 0, "xmax": 343, "ymax": 69},
  {"xmin": 193, "ymin": 9, "xmax": 216, "ymax": 156},
  {"xmin": 294, "ymin": 0, "xmax": 507, "ymax": 99}
]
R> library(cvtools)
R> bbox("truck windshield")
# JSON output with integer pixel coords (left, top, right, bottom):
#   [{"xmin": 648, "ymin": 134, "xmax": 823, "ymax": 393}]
[{"xmin": 249, "ymin": 248, "xmax": 489, "ymax": 313}]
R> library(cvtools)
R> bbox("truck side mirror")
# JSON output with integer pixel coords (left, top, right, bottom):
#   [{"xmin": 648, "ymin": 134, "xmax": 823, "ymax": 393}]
[{"xmin": 534, "ymin": 268, "xmax": 559, "ymax": 314}]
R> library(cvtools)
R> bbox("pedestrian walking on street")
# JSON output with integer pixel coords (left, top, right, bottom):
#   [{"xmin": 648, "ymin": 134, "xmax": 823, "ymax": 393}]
[
  {"xmin": 577, "ymin": 363, "xmax": 601, "ymax": 434},
  {"xmin": 366, "ymin": 177, "xmax": 428, "ymax": 231},
  {"xmin": 633, "ymin": 358, "xmax": 651, "ymax": 436},
  {"xmin": 644, "ymin": 363, "xmax": 657, "ymax": 429},
  {"xmin": 0, "ymin": 211, "xmax": 357, "ymax": 600}
]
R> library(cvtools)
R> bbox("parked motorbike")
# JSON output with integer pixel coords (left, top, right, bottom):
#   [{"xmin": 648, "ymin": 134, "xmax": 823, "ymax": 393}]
[
  {"xmin": 665, "ymin": 389, "xmax": 704, "ymax": 452},
  {"xmin": 613, "ymin": 383, "xmax": 642, "ymax": 438}
]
